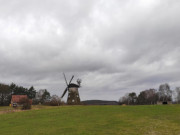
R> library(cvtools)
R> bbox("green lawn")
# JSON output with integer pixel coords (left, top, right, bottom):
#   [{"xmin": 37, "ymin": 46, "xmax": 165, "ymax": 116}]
[{"xmin": 0, "ymin": 105, "xmax": 180, "ymax": 135}]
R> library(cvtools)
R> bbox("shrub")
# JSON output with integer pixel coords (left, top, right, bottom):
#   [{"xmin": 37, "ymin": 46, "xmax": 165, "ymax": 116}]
[
  {"xmin": 19, "ymin": 97, "xmax": 31, "ymax": 110},
  {"xmin": 45, "ymin": 100, "xmax": 65, "ymax": 106}
]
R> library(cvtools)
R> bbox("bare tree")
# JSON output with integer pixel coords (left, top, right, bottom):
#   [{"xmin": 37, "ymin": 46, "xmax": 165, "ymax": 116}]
[
  {"xmin": 137, "ymin": 89, "xmax": 158, "ymax": 105},
  {"xmin": 119, "ymin": 93, "xmax": 137, "ymax": 105},
  {"xmin": 50, "ymin": 95, "xmax": 62, "ymax": 106},
  {"xmin": 175, "ymin": 87, "xmax": 180, "ymax": 103},
  {"xmin": 158, "ymin": 83, "xmax": 172, "ymax": 101},
  {"xmin": 35, "ymin": 89, "xmax": 50, "ymax": 104},
  {"xmin": 119, "ymin": 93, "xmax": 130, "ymax": 105}
]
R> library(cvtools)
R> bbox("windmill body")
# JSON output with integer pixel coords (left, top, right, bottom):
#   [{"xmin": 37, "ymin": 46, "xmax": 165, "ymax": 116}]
[
  {"xmin": 61, "ymin": 73, "xmax": 81, "ymax": 105},
  {"xmin": 67, "ymin": 83, "xmax": 80, "ymax": 104}
]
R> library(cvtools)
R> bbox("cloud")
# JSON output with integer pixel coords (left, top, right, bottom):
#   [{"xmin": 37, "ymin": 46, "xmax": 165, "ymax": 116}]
[{"xmin": 0, "ymin": 0, "xmax": 180, "ymax": 101}]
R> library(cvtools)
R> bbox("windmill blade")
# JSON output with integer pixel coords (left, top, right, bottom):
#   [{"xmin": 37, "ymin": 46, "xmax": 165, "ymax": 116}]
[
  {"xmin": 61, "ymin": 87, "xmax": 68, "ymax": 98},
  {"xmin": 66, "ymin": 75, "xmax": 74, "ymax": 94},
  {"xmin": 61, "ymin": 75, "xmax": 74, "ymax": 99},
  {"xmin": 63, "ymin": 73, "xmax": 68, "ymax": 87},
  {"xmin": 68, "ymin": 75, "xmax": 74, "ymax": 85}
]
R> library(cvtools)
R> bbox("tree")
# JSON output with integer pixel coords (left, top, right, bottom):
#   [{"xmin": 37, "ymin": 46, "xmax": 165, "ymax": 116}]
[
  {"xmin": 35, "ymin": 89, "xmax": 51, "ymax": 104},
  {"xmin": 0, "ymin": 83, "xmax": 11, "ymax": 106},
  {"xmin": 50, "ymin": 95, "xmax": 62, "ymax": 106},
  {"xmin": 10, "ymin": 83, "xmax": 28, "ymax": 95},
  {"xmin": 158, "ymin": 83, "xmax": 172, "ymax": 101},
  {"xmin": 128, "ymin": 92, "xmax": 137, "ymax": 105},
  {"xmin": 175, "ymin": 87, "xmax": 180, "ymax": 103},
  {"xmin": 27, "ymin": 86, "xmax": 36, "ymax": 99},
  {"xmin": 137, "ymin": 89, "xmax": 158, "ymax": 105},
  {"xmin": 119, "ymin": 92, "xmax": 137, "ymax": 105},
  {"xmin": 9, "ymin": 83, "xmax": 16, "ymax": 94},
  {"xmin": 10, "ymin": 83, "xmax": 37, "ymax": 99},
  {"xmin": 138, "ymin": 91, "xmax": 147, "ymax": 105},
  {"xmin": 119, "ymin": 93, "xmax": 130, "ymax": 105},
  {"xmin": 41, "ymin": 89, "xmax": 50, "ymax": 103}
]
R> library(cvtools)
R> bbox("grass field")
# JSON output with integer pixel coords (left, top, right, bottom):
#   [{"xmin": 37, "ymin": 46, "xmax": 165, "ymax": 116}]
[{"xmin": 0, "ymin": 105, "xmax": 180, "ymax": 135}]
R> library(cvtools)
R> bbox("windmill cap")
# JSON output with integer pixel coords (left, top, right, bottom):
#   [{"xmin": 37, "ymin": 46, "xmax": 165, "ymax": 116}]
[{"xmin": 68, "ymin": 83, "xmax": 79, "ymax": 88}]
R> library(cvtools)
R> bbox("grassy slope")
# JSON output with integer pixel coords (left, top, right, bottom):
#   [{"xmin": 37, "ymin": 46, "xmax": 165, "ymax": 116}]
[{"xmin": 0, "ymin": 105, "xmax": 180, "ymax": 135}]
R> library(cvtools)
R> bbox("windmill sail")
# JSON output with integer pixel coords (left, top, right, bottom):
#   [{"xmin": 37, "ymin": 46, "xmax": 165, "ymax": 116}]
[
  {"xmin": 61, "ymin": 88, "xmax": 68, "ymax": 98},
  {"xmin": 61, "ymin": 74, "xmax": 74, "ymax": 98}
]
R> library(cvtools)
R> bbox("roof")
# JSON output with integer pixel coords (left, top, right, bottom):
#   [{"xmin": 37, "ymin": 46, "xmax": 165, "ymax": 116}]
[
  {"xmin": 11, "ymin": 95, "xmax": 28, "ymax": 103},
  {"xmin": 68, "ymin": 83, "xmax": 79, "ymax": 88}
]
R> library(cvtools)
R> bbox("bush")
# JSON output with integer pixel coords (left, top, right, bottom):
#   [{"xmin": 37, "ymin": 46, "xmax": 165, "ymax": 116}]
[
  {"xmin": 32, "ymin": 99, "xmax": 40, "ymax": 105},
  {"xmin": 19, "ymin": 97, "xmax": 31, "ymax": 110},
  {"xmin": 45, "ymin": 100, "xmax": 65, "ymax": 106},
  {"xmin": 44, "ymin": 95, "xmax": 65, "ymax": 106}
]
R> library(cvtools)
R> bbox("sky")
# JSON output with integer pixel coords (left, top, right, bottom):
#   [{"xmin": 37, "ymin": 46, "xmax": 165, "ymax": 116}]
[{"xmin": 0, "ymin": 0, "xmax": 180, "ymax": 101}]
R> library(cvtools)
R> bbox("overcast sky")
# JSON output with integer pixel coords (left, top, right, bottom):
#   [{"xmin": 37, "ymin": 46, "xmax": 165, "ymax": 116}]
[{"xmin": 0, "ymin": 0, "xmax": 180, "ymax": 101}]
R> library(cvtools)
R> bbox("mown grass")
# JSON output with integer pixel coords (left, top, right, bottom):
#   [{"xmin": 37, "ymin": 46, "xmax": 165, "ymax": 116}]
[{"xmin": 0, "ymin": 105, "xmax": 180, "ymax": 135}]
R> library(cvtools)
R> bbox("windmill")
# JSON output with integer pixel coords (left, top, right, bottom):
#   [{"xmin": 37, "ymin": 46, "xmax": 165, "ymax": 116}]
[{"xmin": 61, "ymin": 73, "xmax": 81, "ymax": 105}]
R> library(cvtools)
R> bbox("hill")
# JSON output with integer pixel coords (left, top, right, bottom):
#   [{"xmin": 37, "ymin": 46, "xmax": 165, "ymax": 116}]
[{"xmin": 81, "ymin": 100, "xmax": 119, "ymax": 105}]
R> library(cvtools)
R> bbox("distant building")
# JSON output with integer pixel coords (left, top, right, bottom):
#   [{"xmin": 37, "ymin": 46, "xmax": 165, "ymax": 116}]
[
  {"xmin": 157, "ymin": 101, "xmax": 172, "ymax": 105},
  {"xmin": 11, "ymin": 95, "xmax": 32, "ymax": 107}
]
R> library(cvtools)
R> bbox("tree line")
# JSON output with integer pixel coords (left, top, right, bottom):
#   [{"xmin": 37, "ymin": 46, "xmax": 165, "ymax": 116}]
[
  {"xmin": 0, "ymin": 82, "xmax": 52, "ymax": 106},
  {"xmin": 119, "ymin": 83, "xmax": 180, "ymax": 105},
  {"xmin": 1, "ymin": 82, "xmax": 180, "ymax": 106}
]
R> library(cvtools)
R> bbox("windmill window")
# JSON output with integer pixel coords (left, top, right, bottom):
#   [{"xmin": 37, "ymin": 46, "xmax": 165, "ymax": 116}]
[{"xmin": 72, "ymin": 99, "xmax": 74, "ymax": 102}]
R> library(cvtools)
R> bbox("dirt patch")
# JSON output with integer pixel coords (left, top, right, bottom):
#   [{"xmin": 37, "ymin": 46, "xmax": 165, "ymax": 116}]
[{"xmin": 0, "ymin": 109, "xmax": 25, "ymax": 114}]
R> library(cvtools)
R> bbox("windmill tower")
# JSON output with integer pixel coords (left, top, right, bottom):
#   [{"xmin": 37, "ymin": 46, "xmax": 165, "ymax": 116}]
[{"xmin": 61, "ymin": 73, "xmax": 81, "ymax": 105}]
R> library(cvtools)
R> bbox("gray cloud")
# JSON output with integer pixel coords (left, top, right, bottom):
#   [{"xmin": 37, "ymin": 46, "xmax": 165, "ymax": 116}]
[{"xmin": 0, "ymin": 0, "xmax": 180, "ymax": 101}]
